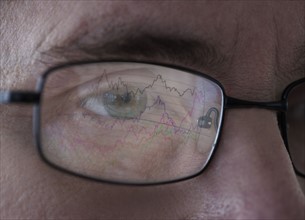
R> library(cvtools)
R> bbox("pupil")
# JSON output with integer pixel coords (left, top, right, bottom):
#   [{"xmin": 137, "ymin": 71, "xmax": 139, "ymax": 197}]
[
  {"xmin": 103, "ymin": 91, "xmax": 132, "ymax": 105},
  {"xmin": 121, "ymin": 92, "xmax": 131, "ymax": 103}
]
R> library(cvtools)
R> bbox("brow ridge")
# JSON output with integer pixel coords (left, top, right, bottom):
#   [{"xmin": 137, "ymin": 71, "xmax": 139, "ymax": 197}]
[{"xmin": 40, "ymin": 32, "xmax": 227, "ymax": 71}]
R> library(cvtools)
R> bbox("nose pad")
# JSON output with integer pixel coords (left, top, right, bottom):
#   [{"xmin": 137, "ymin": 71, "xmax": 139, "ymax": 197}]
[
  {"xmin": 198, "ymin": 107, "xmax": 220, "ymax": 131},
  {"xmin": 198, "ymin": 115, "xmax": 212, "ymax": 129}
]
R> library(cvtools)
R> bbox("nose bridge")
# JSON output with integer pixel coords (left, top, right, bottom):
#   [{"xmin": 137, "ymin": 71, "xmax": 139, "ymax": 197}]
[
  {"xmin": 213, "ymin": 108, "xmax": 305, "ymax": 218},
  {"xmin": 220, "ymin": 108, "xmax": 283, "ymax": 158}
]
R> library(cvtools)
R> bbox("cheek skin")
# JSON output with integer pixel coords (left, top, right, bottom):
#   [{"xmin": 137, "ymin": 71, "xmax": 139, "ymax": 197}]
[{"xmin": 1, "ymin": 103, "xmax": 305, "ymax": 219}]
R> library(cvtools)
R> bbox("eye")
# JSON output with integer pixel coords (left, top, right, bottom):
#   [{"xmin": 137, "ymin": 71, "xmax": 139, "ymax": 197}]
[
  {"xmin": 40, "ymin": 62, "xmax": 224, "ymax": 184},
  {"xmin": 81, "ymin": 87, "xmax": 147, "ymax": 119}
]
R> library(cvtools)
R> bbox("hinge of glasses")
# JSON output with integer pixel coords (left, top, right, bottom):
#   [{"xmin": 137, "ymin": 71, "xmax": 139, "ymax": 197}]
[{"xmin": 0, "ymin": 90, "xmax": 40, "ymax": 104}]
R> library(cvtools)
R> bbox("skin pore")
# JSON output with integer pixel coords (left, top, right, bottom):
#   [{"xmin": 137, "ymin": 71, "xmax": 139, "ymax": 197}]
[{"xmin": 1, "ymin": 1, "xmax": 304, "ymax": 219}]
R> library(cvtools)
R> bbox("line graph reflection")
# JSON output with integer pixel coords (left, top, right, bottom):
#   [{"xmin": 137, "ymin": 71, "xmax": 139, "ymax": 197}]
[{"xmin": 40, "ymin": 62, "xmax": 223, "ymax": 183}]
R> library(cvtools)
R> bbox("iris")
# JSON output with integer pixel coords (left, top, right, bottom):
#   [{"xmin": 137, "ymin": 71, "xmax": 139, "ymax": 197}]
[{"xmin": 82, "ymin": 87, "xmax": 147, "ymax": 119}]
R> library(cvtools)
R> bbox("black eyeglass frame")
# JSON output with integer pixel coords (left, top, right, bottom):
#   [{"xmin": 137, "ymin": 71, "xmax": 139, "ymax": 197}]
[
  {"xmin": 0, "ymin": 60, "xmax": 304, "ymax": 185},
  {"xmin": 279, "ymin": 77, "xmax": 305, "ymax": 178}
]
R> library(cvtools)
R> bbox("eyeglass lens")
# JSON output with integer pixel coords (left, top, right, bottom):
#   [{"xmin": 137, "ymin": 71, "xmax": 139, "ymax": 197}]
[
  {"xmin": 39, "ymin": 62, "xmax": 223, "ymax": 183},
  {"xmin": 286, "ymin": 81, "xmax": 305, "ymax": 175}
]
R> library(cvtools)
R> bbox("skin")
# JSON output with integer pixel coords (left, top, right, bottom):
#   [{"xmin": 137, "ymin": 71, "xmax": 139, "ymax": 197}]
[{"xmin": 1, "ymin": 1, "xmax": 304, "ymax": 219}]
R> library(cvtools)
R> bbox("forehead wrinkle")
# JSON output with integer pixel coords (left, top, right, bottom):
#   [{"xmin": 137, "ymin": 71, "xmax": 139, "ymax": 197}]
[{"xmin": 271, "ymin": 12, "xmax": 305, "ymax": 91}]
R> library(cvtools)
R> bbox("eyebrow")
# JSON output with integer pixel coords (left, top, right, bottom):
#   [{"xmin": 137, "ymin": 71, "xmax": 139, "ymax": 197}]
[{"xmin": 40, "ymin": 32, "xmax": 227, "ymax": 71}]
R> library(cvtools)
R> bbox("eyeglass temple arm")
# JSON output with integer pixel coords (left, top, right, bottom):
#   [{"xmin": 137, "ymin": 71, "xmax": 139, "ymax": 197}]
[
  {"xmin": 225, "ymin": 97, "xmax": 287, "ymax": 112},
  {"xmin": 0, "ymin": 90, "xmax": 40, "ymax": 104}
]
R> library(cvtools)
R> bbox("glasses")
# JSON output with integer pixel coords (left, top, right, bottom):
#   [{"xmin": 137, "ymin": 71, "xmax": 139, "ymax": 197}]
[{"xmin": 1, "ymin": 61, "xmax": 304, "ymax": 185}]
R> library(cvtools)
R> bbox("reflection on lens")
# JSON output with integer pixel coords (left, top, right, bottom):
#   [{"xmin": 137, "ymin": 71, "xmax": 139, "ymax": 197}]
[
  {"xmin": 286, "ymin": 81, "xmax": 305, "ymax": 175},
  {"xmin": 40, "ymin": 62, "xmax": 224, "ymax": 184}
]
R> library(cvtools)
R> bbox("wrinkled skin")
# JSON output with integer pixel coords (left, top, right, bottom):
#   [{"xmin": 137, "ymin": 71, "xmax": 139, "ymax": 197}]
[{"xmin": 0, "ymin": 1, "xmax": 304, "ymax": 219}]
